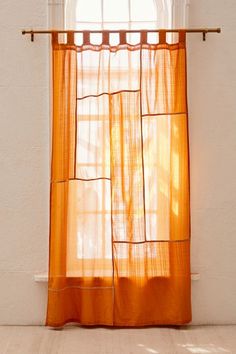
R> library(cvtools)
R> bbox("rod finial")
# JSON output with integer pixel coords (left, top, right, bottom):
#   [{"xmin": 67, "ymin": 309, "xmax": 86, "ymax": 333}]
[{"xmin": 22, "ymin": 29, "xmax": 34, "ymax": 41}]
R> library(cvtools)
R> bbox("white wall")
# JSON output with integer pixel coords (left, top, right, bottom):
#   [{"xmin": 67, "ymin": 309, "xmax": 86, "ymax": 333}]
[
  {"xmin": 0, "ymin": 0, "xmax": 235, "ymax": 325},
  {"xmin": 0, "ymin": 1, "xmax": 49, "ymax": 324},
  {"xmin": 188, "ymin": 0, "xmax": 236, "ymax": 324}
]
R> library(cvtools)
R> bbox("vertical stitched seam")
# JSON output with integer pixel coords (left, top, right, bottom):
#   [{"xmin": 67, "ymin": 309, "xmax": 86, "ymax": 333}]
[
  {"xmin": 139, "ymin": 47, "xmax": 147, "ymax": 242},
  {"xmin": 74, "ymin": 53, "xmax": 78, "ymax": 178},
  {"xmin": 108, "ymin": 62, "xmax": 115, "ymax": 326}
]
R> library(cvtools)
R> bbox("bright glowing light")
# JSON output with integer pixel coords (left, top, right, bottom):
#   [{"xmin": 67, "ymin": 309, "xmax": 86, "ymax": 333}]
[
  {"xmin": 172, "ymin": 200, "xmax": 179, "ymax": 216},
  {"xmin": 172, "ymin": 151, "xmax": 179, "ymax": 189},
  {"xmin": 146, "ymin": 348, "xmax": 159, "ymax": 354},
  {"xmin": 179, "ymin": 343, "xmax": 231, "ymax": 353},
  {"xmin": 186, "ymin": 348, "xmax": 210, "ymax": 354},
  {"xmin": 137, "ymin": 344, "xmax": 159, "ymax": 353}
]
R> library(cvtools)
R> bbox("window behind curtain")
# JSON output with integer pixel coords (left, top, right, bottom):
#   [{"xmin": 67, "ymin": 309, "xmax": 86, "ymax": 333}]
[{"xmin": 49, "ymin": 0, "xmax": 189, "ymax": 271}]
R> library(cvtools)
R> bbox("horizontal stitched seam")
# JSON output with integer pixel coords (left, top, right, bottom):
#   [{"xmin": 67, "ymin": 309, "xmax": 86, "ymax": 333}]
[
  {"xmin": 77, "ymin": 89, "xmax": 140, "ymax": 100},
  {"xmin": 51, "ymin": 177, "xmax": 110, "ymax": 183},
  {"xmin": 142, "ymin": 112, "xmax": 186, "ymax": 117},
  {"xmin": 113, "ymin": 239, "xmax": 189, "ymax": 244},
  {"xmin": 49, "ymin": 286, "xmax": 114, "ymax": 291}
]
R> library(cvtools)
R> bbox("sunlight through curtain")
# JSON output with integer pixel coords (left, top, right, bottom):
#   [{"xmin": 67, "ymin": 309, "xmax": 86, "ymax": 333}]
[{"xmin": 46, "ymin": 29, "xmax": 191, "ymax": 327}]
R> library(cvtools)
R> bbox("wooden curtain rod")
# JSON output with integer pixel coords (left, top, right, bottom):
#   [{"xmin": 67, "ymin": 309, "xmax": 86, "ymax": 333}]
[{"xmin": 22, "ymin": 28, "xmax": 221, "ymax": 42}]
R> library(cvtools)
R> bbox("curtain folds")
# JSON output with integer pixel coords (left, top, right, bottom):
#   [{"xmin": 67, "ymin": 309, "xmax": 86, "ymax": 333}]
[{"xmin": 46, "ymin": 30, "xmax": 191, "ymax": 327}]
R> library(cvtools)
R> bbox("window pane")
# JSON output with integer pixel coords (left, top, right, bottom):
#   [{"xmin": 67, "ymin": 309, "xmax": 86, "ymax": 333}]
[
  {"xmin": 103, "ymin": 0, "xmax": 129, "ymax": 22},
  {"xmin": 131, "ymin": 0, "xmax": 156, "ymax": 22},
  {"xmin": 76, "ymin": 0, "xmax": 102, "ymax": 22}
]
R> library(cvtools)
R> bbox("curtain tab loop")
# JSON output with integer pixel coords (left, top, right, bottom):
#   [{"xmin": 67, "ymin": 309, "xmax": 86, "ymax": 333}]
[
  {"xmin": 179, "ymin": 30, "xmax": 186, "ymax": 43},
  {"xmin": 141, "ymin": 31, "xmax": 147, "ymax": 44},
  {"xmin": 119, "ymin": 31, "xmax": 126, "ymax": 45},
  {"xmin": 51, "ymin": 31, "xmax": 58, "ymax": 45},
  {"xmin": 159, "ymin": 30, "xmax": 166, "ymax": 44},
  {"xmin": 67, "ymin": 32, "xmax": 74, "ymax": 45},
  {"xmin": 83, "ymin": 31, "xmax": 90, "ymax": 45},
  {"xmin": 102, "ymin": 31, "xmax": 109, "ymax": 45}
]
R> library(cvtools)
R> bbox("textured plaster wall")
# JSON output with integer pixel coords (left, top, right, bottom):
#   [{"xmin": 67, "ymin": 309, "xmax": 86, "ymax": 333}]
[
  {"xmin": 0, "ymin": 0, "xmax": 236, "ymax": 325},
  {"xmin": 188, "ymin": 0, "xmax": 236, "ymax": 324},
  {"xmin": 0, "ymin": 0, "xmax": 50, "ymax": 324}
]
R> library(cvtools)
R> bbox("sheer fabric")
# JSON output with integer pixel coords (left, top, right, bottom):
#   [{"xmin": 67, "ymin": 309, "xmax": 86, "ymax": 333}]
[{"xmin": 46, "ymin": 30, "xmax": 191, "ymax": 327}]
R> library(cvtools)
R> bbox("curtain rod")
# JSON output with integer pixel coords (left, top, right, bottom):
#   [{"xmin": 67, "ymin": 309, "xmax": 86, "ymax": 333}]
[{"xmin": 22, "ymin": 28, "xmax": 221, "ymax": 42}]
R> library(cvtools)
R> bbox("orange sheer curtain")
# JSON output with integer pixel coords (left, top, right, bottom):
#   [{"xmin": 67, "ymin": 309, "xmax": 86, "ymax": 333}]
[{"xmin": 46, "ymin": 30, "xmax": 191, "ymax": 327}]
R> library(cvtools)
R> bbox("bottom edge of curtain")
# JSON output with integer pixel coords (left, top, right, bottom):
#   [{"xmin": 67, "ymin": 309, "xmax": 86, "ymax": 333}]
[{"xmin": 45, "ymin": 317, "xmax": 192, "ymax": 328}]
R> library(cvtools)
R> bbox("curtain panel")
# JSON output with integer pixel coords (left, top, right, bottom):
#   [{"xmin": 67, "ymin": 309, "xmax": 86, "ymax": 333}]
[{"xmin": 46, "ymin": 30, "xmax": 191, "ymax": 327}]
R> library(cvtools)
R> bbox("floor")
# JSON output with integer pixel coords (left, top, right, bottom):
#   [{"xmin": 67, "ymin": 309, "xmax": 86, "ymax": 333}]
[{"xmin": 0, "ymin": 325, "xmax": 235, "ymax": 354}]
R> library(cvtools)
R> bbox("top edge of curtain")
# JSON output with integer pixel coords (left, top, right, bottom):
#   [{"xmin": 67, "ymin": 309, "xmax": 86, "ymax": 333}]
[
  {"xmin": 52, "ymin": 42, "xmax": 186, "ymax": 52},
  {"xmin": 51, "ymin": 30, "xmax": 186, "ymax": 51}
]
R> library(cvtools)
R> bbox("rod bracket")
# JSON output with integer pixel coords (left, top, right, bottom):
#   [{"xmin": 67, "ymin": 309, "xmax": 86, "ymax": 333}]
[{"xmin": 30, "ymin": 31, "xmax": 34, "ymax": 42}]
